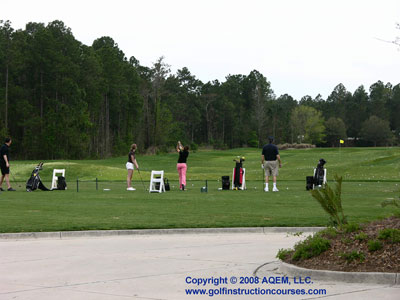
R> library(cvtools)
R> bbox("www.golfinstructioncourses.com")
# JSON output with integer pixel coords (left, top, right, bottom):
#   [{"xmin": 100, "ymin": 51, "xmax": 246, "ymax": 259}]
[{"xmin": 184, "ymin": 276, "xmax": 327, "ymax": 297}]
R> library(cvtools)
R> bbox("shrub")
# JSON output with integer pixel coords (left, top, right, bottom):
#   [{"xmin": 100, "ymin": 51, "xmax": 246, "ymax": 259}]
[
  {"xmin": 292, "ymin": 235, "xmax": 331, "ymax": 261},
  {"xmin": 338, "ymin": 251, "xmax": 365, "ymax": 263},
  {"xmin": 354, "ymin": 232, "xmax": 368, "ymax": 241},
  {"xmin": 378, "ymin": 228, "xmax": 400, "ymax": 243},
  {"xmin": 381, "ymin": 199, "xmax": 400, "ymax": 209},
  {"xmin": 190, "ymin": 142, "xmax": 198, "ymax": 152},
  {"xmin": 310, "ymin": 175, "xmax": 347, "ymax": 229},
  {"xmin": 156, "ymin": 145, "xmax": 170, "ymax": 154},
  {"xmin": 247, "ymin": 131, "xmax": 258, "ymax": 148},
  {"xmin": 343, "ymin": 223, "xmax": 360, "ymax": 233},
  {"xmin": 317, "ymin": 227, "xmax": 338, "ymax": 238},
  {"xmin": 276, "ymin": 248, "xmax": 292, "ymax": 260},
  {"xmin": 368, "ymin": 240, "xmax": 383, "ymax": 252},
  {"xmin": 341, "ymin": 237, "xmax": 352, "ymax": 244},
  {"xmin": 277, "ymin": 143, "xmax": 315, "ymax": 150},
  {"xmin": 381, "ymin": 197, "xmax": 400, "ymax": 217},
  {"xmin": 213, "ymin": 141, "xmax": 228, "ymax": 150}
]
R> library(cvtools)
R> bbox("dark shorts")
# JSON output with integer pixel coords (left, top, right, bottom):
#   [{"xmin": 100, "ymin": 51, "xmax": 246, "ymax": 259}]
[{"xmin": 0, "ymin": 164, "xmax": 9, "ymax": 175}]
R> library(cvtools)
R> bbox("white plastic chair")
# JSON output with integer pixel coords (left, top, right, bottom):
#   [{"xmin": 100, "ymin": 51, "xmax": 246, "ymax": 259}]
[
  {"xmin": 149, "ymin": 170, "xmax": 165, "ymax": 193},
  {"xmin": 51, "ymin": 169, "xmax": 66, "ymax": 190}
]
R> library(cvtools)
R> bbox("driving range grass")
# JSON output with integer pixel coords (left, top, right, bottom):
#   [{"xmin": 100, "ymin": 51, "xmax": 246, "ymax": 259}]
[{"xmin": 0, "ymin": 147, "xmax": 399, "ymax": 233}]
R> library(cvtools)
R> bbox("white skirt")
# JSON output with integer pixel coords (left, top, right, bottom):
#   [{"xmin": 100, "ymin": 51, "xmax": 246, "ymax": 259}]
[{"xmin": 126, "ymin": 162, "xmax": 135, "ymax": 170}]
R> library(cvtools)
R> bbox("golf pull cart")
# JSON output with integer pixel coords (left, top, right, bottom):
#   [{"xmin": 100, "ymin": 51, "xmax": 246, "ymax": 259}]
[
  {"xmin": 232, "ymin": 156, "xmax": 246, "ymax": 190},
  {"xmin": 306, "ymin": 158, "xmax": 327, "ymax": 190},
  {"xmin": 26, "ymin": 162, "xmax": 50, "ymax": 192}
]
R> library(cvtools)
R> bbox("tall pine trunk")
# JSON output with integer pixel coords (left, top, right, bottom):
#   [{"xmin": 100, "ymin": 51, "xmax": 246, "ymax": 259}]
[
  {"xmin": 40, "ymin": 71, "xmax": 44, "ymax": 119},
  {"xmin": 5, "ymin": 64, "xmax": 8, "ymax": 132},
  {"xmin": 105, "ymin": 93, "xmax": 110, "ymax": 155}
]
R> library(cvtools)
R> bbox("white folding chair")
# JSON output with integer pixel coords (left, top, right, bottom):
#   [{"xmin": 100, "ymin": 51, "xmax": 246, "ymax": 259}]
[
  {"xmin": 51, "ymin": 169, "xmax": 66, "ymax": 190},
  {"xmin": 149, "ymin": 170, "xmax": 165, "ymax": 193}
]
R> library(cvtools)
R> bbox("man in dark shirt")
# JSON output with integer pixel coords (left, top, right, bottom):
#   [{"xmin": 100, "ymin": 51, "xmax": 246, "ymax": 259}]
[
  {"xmin": 261, "ymin": 136, "xmax": 282, "ymax": 192},
  {"xmin": 0, "ymin": 137, "xmax": 16, "ymax": 191}
]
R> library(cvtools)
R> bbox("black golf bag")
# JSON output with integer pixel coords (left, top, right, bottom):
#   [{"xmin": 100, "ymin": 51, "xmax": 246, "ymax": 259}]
[
  {"xmin": 26, "ymin": 162, "xmax": 50, "ymax": 192},
  {"xmin": 233, "ymin": 156, "xmax": 245, "ymax": 189},
  {"xmin": 306, "ymin": 176, "xmax": 314, "ymax": 190},
  {"xmin": 222, "ymin": 176, "xmax": 230, "ymax": 190},
  {"xmin": 164, "ymin": 178, "xmax": 170, "ymax": 191},
  {"xmin": 306, "ymin": 159, "xmax": 326, "ymax": 190},
  {"xmin": 314, "ymin": 158, "xmax": 326, "ymax": 186},
  {"xmin": 57, "ymin": 176, "xmax": 67, "ymax": 190}
]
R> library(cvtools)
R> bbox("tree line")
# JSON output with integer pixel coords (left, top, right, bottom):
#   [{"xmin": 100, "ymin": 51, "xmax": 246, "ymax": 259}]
[{"xmin": 1, "ymin": 20, "xmax": 399, "ymax": 159}]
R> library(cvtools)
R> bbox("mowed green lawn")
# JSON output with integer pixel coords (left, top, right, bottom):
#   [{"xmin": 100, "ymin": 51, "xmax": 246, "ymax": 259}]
[{"xmin": 0, "ymin": 147, "xmax": 399, "ymax": 233}]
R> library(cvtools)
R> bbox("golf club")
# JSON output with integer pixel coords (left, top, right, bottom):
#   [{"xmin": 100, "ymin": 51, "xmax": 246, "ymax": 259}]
[
  {"xmin": 9, "ymin": 170, "xmax": 22, "ymax": 188},
  {"xmin": 261, "ymin": 163, "xmax": 265, "ymax": 190},
  {"xmin": 137, "ymin": 169, "xmax": 147, "ymax": 191}
]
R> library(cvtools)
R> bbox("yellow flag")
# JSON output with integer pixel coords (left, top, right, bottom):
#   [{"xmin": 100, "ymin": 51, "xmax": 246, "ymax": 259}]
[{"xmin": 340, "ymin": 139, "xmax": 344, "ymax": 144}]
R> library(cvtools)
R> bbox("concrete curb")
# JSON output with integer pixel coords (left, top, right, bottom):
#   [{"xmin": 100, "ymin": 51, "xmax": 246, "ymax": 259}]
[
  {"xmin": 0, "ymin": 227, "xmax": 325, "ymax": 240},
  {"xmin": 279, "ymin": 262, "xmax": 400, "ymax": 285}
]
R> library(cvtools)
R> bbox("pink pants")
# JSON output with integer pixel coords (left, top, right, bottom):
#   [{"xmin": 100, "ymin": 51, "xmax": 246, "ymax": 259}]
[{"xmin": 177, "ymin": 163, "xmax": 187, "ymax": 188}]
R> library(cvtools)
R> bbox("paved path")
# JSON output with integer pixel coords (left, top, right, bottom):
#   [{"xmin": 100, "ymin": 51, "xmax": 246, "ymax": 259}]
[{"xmin": 0, "ymin": 232, "xmax": 399, "ymax": 299}]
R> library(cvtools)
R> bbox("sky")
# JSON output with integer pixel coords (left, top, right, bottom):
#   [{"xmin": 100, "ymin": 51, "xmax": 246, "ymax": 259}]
[{"xmin": 3, "ymin": 0, "xmax": 400, "ymax": 100}]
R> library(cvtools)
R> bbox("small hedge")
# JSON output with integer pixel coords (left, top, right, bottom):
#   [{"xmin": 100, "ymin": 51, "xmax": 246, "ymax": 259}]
[
  {"xmin": 292, "ymin": 235, "xmax": 331, "ymax": 261},
  {"xmin": 378, "ymin": 228, "xmax": 400, "ymax": 243}
]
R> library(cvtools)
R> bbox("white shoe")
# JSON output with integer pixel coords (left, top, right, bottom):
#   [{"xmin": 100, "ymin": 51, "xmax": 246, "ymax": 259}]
[
  {"xmin": 272, "ymin": 187, "xmax": 279, "ymax": 192},
  {"xmin": 127, "ymin": 187, "xmax": 136, "ymax": 191},
  {"xmin": 264, "ymin": 187, "xmax": 269, "ymax": 192}
]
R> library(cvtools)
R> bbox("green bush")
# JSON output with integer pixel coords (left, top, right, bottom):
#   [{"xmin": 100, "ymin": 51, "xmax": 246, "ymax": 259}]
[
  {"xmin": 341, "ymin": 237, "xmax": 352, "ymax": 244},
  {"xmin": 247, "ymin": 131, "xmax": 259, "ymax": 148},
  {"xmin": 190, "ymin": 142, "xmax": 198, "ymax": 152},
  {"xmin": 381, "ymin": 198, "xmax": 400, "ymax": 209},
  {"xmin": 292, "ymin": 235, "xmax": 331, "ymax": 261},
  {"xmin": 318, "ymin": 227, "xmax": 338, "ymax": 238},
  {"xmin": 367, "ymin": 240, "xmax": 383, "ymax": 252},
  {"xmin": 378, "ymin": 228, "xmax": 400, "ymax": 243},
  {"xmin": 354, "ymin": 232, "xmax": 368, "ymax": 241},
  {"xmin": 156, "ymin": 145, "xmax": 169, "ymax": 155},
  {"xmin": 343, "ymin": 223, "xmax": 360, "ymax": 233},
  {"xmin": 310, "ymin": 175, "xmax": 347, "ymax": 229},
  {"xmin": 381, "ymin": 193, "xmax": 400, "ymax": 217},
  {"xmin": 338, "ymin": 251, "xmax": 365, "ymax": 263},
  {"xmin": 276, "ymin": 248, "xmax": 292, "ymax": 260},
  {"xmin": 213, "ymin": 141, "xmax": 228, "ymax": 150}
]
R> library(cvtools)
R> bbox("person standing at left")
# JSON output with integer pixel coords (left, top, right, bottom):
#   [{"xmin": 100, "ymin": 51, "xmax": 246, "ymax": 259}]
[
  {"xmin": 126, "ymin": 143, "xmax": 139, "ymax": 191},
  {"xmin": 0, "ymin": 138, "xmax": 16, "ymax": 191}
]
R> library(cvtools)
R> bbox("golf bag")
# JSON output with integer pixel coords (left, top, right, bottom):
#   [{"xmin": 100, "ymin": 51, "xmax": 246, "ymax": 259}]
[
  {"xmin": 26, "ymin": 162, "xmax": 50, "ymax": 192},
  {"xmin": 164, "ymin": 178, "xmax": 170, "ymax": 191},
  {"xmin": 222, "ymin": 176, "xmax": 230, "ymax": 190},
  {"xmin": 233, "ymin": 156, "xmax": 245, "ymax": 189},
  {"xmin": 57, "ymin": 176, "xmax": 67, "ymax": 190},
  {"xmin": 306, "ymin": 159, "xmax": 327, "ymax": 190},
  {"xmin": 306, "ymin": 176, "xmax": 314, "ymax": 190}
]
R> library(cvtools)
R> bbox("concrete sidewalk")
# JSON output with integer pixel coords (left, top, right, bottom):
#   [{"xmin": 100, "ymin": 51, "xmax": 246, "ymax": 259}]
[{"xmin": 0, "ymin": 232, "xmax": 399, "ymax": 299}]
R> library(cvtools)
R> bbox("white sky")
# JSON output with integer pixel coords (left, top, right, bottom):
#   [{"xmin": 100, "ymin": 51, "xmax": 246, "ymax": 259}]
[{"xmin": 3, "ymin": 0, "xmax": 400, "ymax": 99}]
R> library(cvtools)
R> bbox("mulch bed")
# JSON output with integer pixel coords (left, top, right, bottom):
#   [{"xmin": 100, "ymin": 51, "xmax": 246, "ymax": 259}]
[{"xmin": 284, "ymin": 216, "xmax": 400, "ymax": 273}]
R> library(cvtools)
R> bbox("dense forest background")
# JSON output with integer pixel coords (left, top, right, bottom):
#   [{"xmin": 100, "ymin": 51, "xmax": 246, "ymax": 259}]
[{"xmin": 1, "ymin": 20, "xmax": 399, "ymax": 159}]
